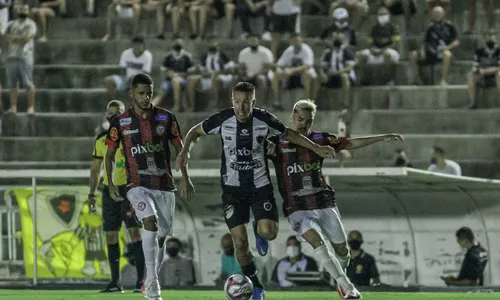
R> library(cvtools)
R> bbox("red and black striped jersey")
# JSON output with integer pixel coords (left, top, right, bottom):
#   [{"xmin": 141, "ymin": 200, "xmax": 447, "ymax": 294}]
[
  {"xmin": 269, "ymin": 131, "xmax": 348, "ymax": 216},
  {"xmin": 105, "ymin": 106, "xmax": 183, "ymax": 192}
]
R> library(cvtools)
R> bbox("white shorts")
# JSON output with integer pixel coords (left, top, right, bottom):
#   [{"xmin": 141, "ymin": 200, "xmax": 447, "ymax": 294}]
[
  {"xmin": 201, "ymin": 74, "xmax": 233, "ymax": 90},
  {"xmin": 126, "ymin": 186, "xmax": 176, "ymax": 237},
  {"xmin": 288, "ymin": 207, "xmax": 347, "ymax": 244},
  {"xmin": 361, "ymin": 48, "xmax": 400, "ymax": 64}
]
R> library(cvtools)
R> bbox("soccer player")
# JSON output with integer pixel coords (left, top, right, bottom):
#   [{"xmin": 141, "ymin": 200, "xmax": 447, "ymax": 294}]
[
  {"xmin": 88, "ymin": 100, "xmax": 145, "ymax": 293},
  {"xmin": 267, "ymin": 99, "xmax": 403, "ymax": 299},
  {"xmin": 105, "ymin": 73, "xmax": 194, "ymax": 300},
  {"xmin": 176, "ymin": 82, "xmax": 335, "ymax": 300}
]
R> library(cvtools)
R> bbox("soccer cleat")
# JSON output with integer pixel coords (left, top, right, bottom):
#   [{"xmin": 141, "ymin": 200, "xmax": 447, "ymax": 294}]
[
  {"xmin": 336, "ymin": 283, "xmax": 362, "ymax": 299},
  {"xmin": 252, "ymin": 220, "xmax": 268, "ymax": 256},
  {"xmin": 133, "ymin": 280, "xmax": 144, "ymax": 293},
  {"xmin": 143, "ymin": 279, "xmax": 161, "ymax": 300},
  {"xmin": 251, "ymin": 287, "xmax": 265, "ymax": 300},
  {"xmin": 99, "ymin": 281, "xmax": 124, "ymax": 293}
]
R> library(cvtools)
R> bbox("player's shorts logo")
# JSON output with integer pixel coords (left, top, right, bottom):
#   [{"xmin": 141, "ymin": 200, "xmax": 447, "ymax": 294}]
[
  {"xmin": 137, "ymin": 202, "xmax": 146, "ymax": 211},
  {"xmin": 263, "ymin": 201, "xmax": 272, "ymax": 211},
  {"xmin": 155, "ymin": 124, "xmax": 165, "ymax": 136},
  {"xmin": 224, "ymin": 205, "xmax": 234, "ymax": 219},
  {"xmin": 294, "ymin": 222, "xmax": 300, "ymax": 232}
]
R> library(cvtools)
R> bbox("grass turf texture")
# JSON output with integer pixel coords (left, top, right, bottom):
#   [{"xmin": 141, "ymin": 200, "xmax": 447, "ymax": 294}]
[{"xmin": 0, "ymin": 290, "xmax": 498, "ymax": 299}]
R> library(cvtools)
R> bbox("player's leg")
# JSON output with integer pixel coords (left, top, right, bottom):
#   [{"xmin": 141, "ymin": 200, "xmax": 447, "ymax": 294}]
[
  {"xmin": 251, "ymin": 185, "xmax": 279, "ymax": 257},
  {"xmin": 156, "ymin": 228, "xmax": 168, "ymax": 276}
]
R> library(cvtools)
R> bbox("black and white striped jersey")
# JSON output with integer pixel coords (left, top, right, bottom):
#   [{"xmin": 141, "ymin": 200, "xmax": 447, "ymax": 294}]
[{"xmin": 201, "ymin": 107, "xmax": 287, "ymax": 190}]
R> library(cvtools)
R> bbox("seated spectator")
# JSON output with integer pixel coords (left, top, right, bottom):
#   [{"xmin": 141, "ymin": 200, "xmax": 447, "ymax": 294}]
[
  {"xmin": 104, "ymin": 36, "xmax": 152, "ymax": 100},
  {"xmin": 236, "ymin": 0, "xmax": 271, "ymax": 40},
  {"xmin": 198, "ymin": 35, "xmax": 235, "ymax": 109},
  {"xmin": 154, "ymin": 35, "xmax": 198, "ymax": 112},
  {"xmin": 152, "ymin": 0, "xmax": 170, "ymax": 38},
  {"xmin": 394, "ymin": 149, "xmax": 413, "ymax": 167},
  {"xmin": 319, "ymin": 32, "xmax": 356, "ymax": 108},
  {"xmin": 271, "ymin": 236, "xmax": 318, "ymax": 287},
  {"xmin": 274, "ymin": 33, "xmax": 317, "ymax": 101},
  {"xmin": 270, "ymin": 0, "xmax": 301, "ymax": 58},
  {"xmin": 237, "ymin": 34, "xmax": 277, "ymax": 109},
  {"xmin": 210, "ymin": 0, "xmax": 236, "ymax": 38},
  {"xmin": 320, "ymin": 7, "xmax": 356, "ymax": 47},
  {"xmin": 441, "ymin": 227, "xmax": 488, "ymax": 286},
  {"xmin": 427, "ymin": 146, "xmax": 461, "ymax": 176},
  {"xmin": 467, "ymin": 31, "xmax": 500, "ymax": 109},
  {"xmin": 466, "ymin": 0, "xmax": 495, "ymax": 34},
  {"xmin": 158, "ymin": 237, "xmax": 196, "ymax": 287},
  {"xmin": 214, "ymin": 233, "xmax": 242, "ymax": 287},
  {"xmin": 382, "ymin": 0, "xmax": 417, "ymax": 36},
  {"xmin": 330, "ymin": 0, "xmax": 368, "ymax": 28},
  {"xmin": 410, "ymin": 6, "xmax": 459, "ymax": 85},
  {"xmin": 187, "ymin": 0, "xmax": 210, "ymax": 39},
  {"xmin": 32, "ymin": 0, "xmax": 66, "ymax": 42},
  {"xmin": 102, "ymin": 0, "xmax": 141, "ymax": 41},
  {"xmin": 357, "ymin": 6, "xmax": 400, "ymax": 85},
  {"xmin": 426, "ymin": 0, "xmax": 450, "ymax": 17},
  {"xmin": 346, "ymin": 230, "xmax": 381, "ymax": 286}
]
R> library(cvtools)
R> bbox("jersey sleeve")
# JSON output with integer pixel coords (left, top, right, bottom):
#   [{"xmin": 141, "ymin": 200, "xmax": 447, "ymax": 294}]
[
  {"xmin": 105, "ymin": 116, "xmax": 122, "ymax": 149},
  {"xmin": 458, "ymin": 252, "xmax": 482, "ymax": 281},
  {"xmin": 201, "ymin": 111, "xmax": 225, "ymax": 135},
  {"xmin": 167, "ymin": 113, "xmax": 183, "ymax": 145},
  {"xmin": 324, "ymin": 133, "xmax": 349, "ymax": 152},
  {"xmin": 260, "ymin": 110, "xmax": 286, "ymax": 133}
]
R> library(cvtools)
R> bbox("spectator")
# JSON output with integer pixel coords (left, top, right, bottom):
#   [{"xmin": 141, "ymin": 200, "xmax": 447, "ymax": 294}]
[
  {"xmin": 155, "ymin": 35, "xmax": 198, "ymax": 112},
  {"xmin": 319, "ymin": 32, "xmax": 356, "ymax": 108},
  {"xmin": 270, "ymin": 236, "xmax": 318, "ymax": 287},
  {"xmin": 330, "ymin": 0, "xmax": 368, "ymax": 28},
  {"xmin": 0, "ymin": 0, "xmax": 11, "ymax": 34},
  {"xmin": 382, "ymin": 0, "xmax": 417, "ymax": 37},
  {"xmin": 152, "ymin": 0, "xmax": 170, "ymax": 38},
  {"xmin": 394, "ymin": 149, "xmax": 413, "ymax": 167},
  {"xmin": 269, "ymin": 0, "xmax": 301, "ymax": 58},
  {"xmin": 104, "ymin": 36, "xmax": 153, "ymax": 100},
  {"xmin": 410, "ymin": 6, "xmax": 459, "ymax": 85},
  {"xmin": 214, "ymin": 233, "xmax": 242, "ymax": 286},
  {"xmin": 426, "ymin": 0, "xmax": 450, "ymax": 17},
  {"xmin": 236, "ymin": 0, "xmax": 271, "ymax": 40},
  {"xmin": 102, "ymin": 0, "xmax": 141, "ymax": 41},
  {"xmin": 320, "ymin": 7, "xmax": 356, "ymax": 47},
  {"xmin": 3, "ymin": 3, "xmax": 36, "ymax": 114},
  {"xmin": 467, "ymin": 31, "xmax": 500, "ymax": 109},
  {"xmin": 237, "ymin": 34, "xmax": 276, "ymax": 109},
  {"xmin": 198, "ymin": 35, "xmax": 235, "ymax": 110},
  {"xmin": 346, "ymin": 230, "xmax": 381, "ymax": 286},
  {"xmin": 427, "ymin": 146, "xmax": 461, "ymax": 176},
  {"xmin": 158, "ymin": 238, "xmax": 196, "ymax": 287},
  {"xmin": 466, "ymin": 0, "xmax": 495, "ymax": 34},
  {"xmin": 441, "ymin": 227, "xmax": 488, "ymax": 286},
  {"xmin": 357, "ymin": 6, "xmax": 400, "ymax": 85},
  {"xmin": 31, "ymin": 0, "xmax": 66, "ymax": 42},
  {"xmin": 210, "ymin": 0, "xmax": 236, "ymax": 38},
  {"xmin": 187, "ymin": 0, "xmax": 210, "ymax": 39},
  {"xmin": 274, "ymin": 33, "xmax": 317, "ymax": 101}
]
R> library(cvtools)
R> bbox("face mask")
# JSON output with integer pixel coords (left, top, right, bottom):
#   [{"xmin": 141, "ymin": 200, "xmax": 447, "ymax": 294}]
[
  {"xmin": 224, "ymin": 248, "xmax": 235, "ymax": 256},
  {"xmin": 166, "ymin": 247, "xmax": 179, "ymax": 257},
  {"xmin": 208, "ymin": 46, "xmax": 217, "ymax": 53},
  {"xmin": 348, "ymin": 240, "xmax": 362, "ymax": 251},
  {"xmin": 486, "ymin": 40, "xmax": 496, "ymax": 49},
  {"xmin": 286, "ymin": 246, "xmax": 300, "ymax": 258},
  {"xmin": 18, "ymin": 13, "xmax": 28, "ymax": 19},
  {"xmin": 378, "ymin": 15, "xmax": 389, "ymax": 25},
  {"xmin": 333, "ymin": 39, "xmax": 343, "ymax": 48},
  {"xmin": 250, "ymin": 45, "xmax": 259, "ymax": 51},
  {"xmin": 173, "ymin": 44, "xmax": 183, "ymax": 52},
  {"xmin": 395, "ymin": 157, "xmax": 406, "ymax": 166}
]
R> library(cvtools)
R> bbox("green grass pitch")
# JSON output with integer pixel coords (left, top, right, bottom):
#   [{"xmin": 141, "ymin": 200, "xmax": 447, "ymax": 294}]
[{"xmin": 0, "ymin": 290, "xmax": 498, "ymax": 300}]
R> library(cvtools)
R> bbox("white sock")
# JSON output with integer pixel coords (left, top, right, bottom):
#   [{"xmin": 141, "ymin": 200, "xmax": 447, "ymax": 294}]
[
  {"xmin": 335, "ymin": 252, "xmax": 351, "ymax": 271},
  {"xmin": 156, "ymin": 246, "xmax": 165, "ymax": 275},
  {"xmin": 314, "ymin": 245, "xmax": 348, "ymax": 281},
  {"xmin": 142, "ymin": 230, "xmax": 159, "ymax": 282}
]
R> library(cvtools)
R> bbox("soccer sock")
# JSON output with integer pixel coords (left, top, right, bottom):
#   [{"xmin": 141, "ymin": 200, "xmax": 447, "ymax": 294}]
[
  {"xmin": 107, "ymin": 243, "xmax": 120, "ymax": 284},
  {"xmin": 241, "ymin": 261, "xmax": 264, "ymax": 289},
  {"xmin": 314, "ymin": 245, "xmax": 347, "ymax": 282},
  {"xmin": 156, "ymin": 243, "xmax": 165, "ymax": 275},
  {"xmin": 334, "ymin": 251, "xmax": 351, "ymax": 271},
  {"xmin": 130, "ymin": 240, "xmax": 145, "ymax": 282},
  {"xmin": 142, "ymin": 230, "xmax": 159, "ymax": 282}
]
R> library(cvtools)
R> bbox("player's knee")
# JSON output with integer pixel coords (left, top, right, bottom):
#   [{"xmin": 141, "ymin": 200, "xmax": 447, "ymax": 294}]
[
  {"xmin": 105, "ymin": 231, "xmax": 119, "ymax": 244},
  {"xmin": 258, "ymin": 225, "xmax": 278, "ymax": 241},
  {"xmin": 127, "ymin": 227, "xmax": 141, "ymax": 242},
  {"xmin": 142, "ymin": 216, "xmax": 158, "ymax": 231}
]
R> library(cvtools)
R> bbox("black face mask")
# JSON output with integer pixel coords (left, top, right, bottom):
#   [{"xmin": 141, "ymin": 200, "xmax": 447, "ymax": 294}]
[
  {"xmin": 348, "ymin": 240, "xmax": 362, "ymax": 251},
  {"xmin": 208, "ymin": 46, "xmax": 218, "ymax": 53},
  {"xmin": 224, "ymin": 248, "xmax": 235, "ymax": 256},
  {"xmin": 333, "ymin": 39, "xmax": 343, "ymax": 48},
  {"xmin": 18, "ymin": 13, "xmax": 28, "ymax": 19},
  {"xmin": 166, "ymin": 247, "xmax": 179, "ymax": 257},
  {"xmin": 250, "ymin": 45, "xmax": 259, "ymax": 51},
  {"xmin": 395, "ymin": 157, "xmax": 407, "ymax": 167},
  {"xmin": 173, "ymin": 44, "xmax": 183, "ymax": 52},
  {"xmin": 486, "ymin": 40, "xmax": 496, "ymax": 49}
]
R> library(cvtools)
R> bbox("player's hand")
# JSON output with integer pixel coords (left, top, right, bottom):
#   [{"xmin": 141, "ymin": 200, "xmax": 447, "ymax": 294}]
[
  {"xmin": 87, "ymin": 194, "xmax": 97, "ymax": 213},
  {"xmin": 108, "ymin": 184, "xmax": 123, "ymax": 202},
  {"xmin": 266, "ymin": 140, "xmax": 276, "ymax": 156},
  {"xmin": 180, "ymin": 176, "xmax": 195, "ymax": 202},
  {"xmin": 176, "ymin": 151, "xmax": 190, "ymax": 172},
  {"xmin": 314, "ymin": 145, "xmax": 336, "ymax": 158},
  {"xmin": 383, "ymin": 133, "xmax": 404, "ymax": 142}
]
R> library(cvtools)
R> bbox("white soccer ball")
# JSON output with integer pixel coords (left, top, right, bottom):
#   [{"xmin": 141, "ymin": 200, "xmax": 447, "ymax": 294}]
[{"xmin": 224, "ymin": 274, "xmax": 254, "ymax": 300}]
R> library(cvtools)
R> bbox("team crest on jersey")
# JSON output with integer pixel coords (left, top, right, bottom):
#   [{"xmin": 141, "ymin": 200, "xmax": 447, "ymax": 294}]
[
  {"xmin": 155, "ymin": 124, "xmax": 166, "ymax": 136},
  {"xmin": 137, "ymin": 202, "xmax": 146, "ymax": 211},
  {"xmin": 240, "ymin": 129, "xmax": 249, "ymax": 136},
  {"xmin": 171, "ymin": 121, "xmax": 179, "ymax": 136},
  {"xmin": 48, "ymin": 194, "xmax": 77, "ymax": 225},
  {"xmin": 263, "ymin": 201, "xmax": 273, "ymax": 211},
  {"xmin": 110, "ymin": 127, "xmax": 119, "ymax": 141}
]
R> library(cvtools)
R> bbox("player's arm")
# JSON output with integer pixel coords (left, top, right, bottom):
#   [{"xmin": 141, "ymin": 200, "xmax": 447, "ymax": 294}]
[{"xmin": 345, "ymin": 133, "xmax": 403, "ymax": 150}]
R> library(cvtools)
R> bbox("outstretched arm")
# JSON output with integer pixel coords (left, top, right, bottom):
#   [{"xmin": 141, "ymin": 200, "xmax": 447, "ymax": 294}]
[
  {"xmin": 175, "ymin": 123, "xmax": 205, "ymax": 171},
  {"xmin": 283, "ymin": 128, "xmax": 334, "ymax": 158},
  {"xmin": 345, "ymin": 133, "xmax": 403, "ymax": 150}
]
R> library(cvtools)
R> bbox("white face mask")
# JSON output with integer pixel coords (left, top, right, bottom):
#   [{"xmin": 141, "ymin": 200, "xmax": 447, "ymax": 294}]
[
  {"xmin": 286, "ymin": 246, "xmax": 300, "ymax": 258},
  {"xmin": 378, "ymin": 15, "xmax": 390, "ymax": 25}
]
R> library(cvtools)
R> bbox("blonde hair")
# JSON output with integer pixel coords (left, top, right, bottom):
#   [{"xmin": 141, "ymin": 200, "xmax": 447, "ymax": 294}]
[
  {"xmin": 292, "ymin": 99, "xmax": 317, "ymax": 117},
  {"xmin": 106, "ymin": 100, "xmax": 126, "ymax": 113}
]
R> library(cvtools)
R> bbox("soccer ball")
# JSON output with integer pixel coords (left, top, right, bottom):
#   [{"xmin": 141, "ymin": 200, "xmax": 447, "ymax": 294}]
[{"xmin": 224, "ymin": 274, "xmax": 254, "ymax": 300}]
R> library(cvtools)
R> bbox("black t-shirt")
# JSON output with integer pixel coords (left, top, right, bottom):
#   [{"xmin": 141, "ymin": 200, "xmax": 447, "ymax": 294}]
[
  {"xmin": 457, "ymin": 244, "xmax": 488, "ymax": 286},
  {"xmin": 320, "ymin": 47, "xmax": 356, "ymax": 73},
  {"xmin": 346, "ymin": 250, "xmax": 379, "ymax": 286},
  {"xmin": 424, "ymin": 21, "xmax": 458, "ymax": 53},
  {"xmin": 473, "ymin": 47, "xmax": 500, "ymax": 69},
  {"xmin": 320, "ymin": 23, "xmax": 357, "ymax": 47},
  {"xmin": 200, "ymin": 50, "xmax": 231, "ymax": 73},
  {"xmin": 162, "ymin": 50, "xmax": 194, "ymax": 76},
  {"xmin": 370, "ymin": 22, "xmax": 400, "ymax": 49}
]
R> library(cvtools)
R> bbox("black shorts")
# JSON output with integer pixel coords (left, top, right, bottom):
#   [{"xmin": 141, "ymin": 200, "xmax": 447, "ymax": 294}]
[
  {"xmin": 222, "ymin": 185, "xmax": 279, "ymax": 229},
  {"xmin": 323, "ymin": 75, "xmax": 354, "ymax": 88},
  {"xmin": 286, "ymin": 73, "xmax": 303, "ymax": 89},
  {"xmin": 102, "ymin": 185, "xmax": 142, "ymax": 232},
  {"xmin": 271, "ymin": 13, "xmax": 298, "ymax": 34}
]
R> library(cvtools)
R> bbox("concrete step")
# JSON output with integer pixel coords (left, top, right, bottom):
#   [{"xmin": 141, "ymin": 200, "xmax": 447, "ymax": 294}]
[{"xmin": 352, "ymin": 109, "xmax": 500, "ymax": 134}]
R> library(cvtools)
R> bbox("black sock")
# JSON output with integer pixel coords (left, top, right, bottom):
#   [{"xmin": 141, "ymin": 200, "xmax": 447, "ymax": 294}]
[
  {"xmin": 107, "ymin": 243, "xmax": 120, "ymax": 283},
  {"xmin": 241, "ymin": 261, "xmax": 264, "ymax": 289},
  {"xmin": 130, "ymin": 241, "xmax": 145, "ymax": 282}
]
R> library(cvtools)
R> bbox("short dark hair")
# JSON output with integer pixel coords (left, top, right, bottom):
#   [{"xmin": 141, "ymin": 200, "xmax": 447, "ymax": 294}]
[
  {"xmin": 131, "ymin": 73, "xmax": 153, "ymax": 88},
  {"xmin": 456, "ymin": 227, "xmax": 475, "ymax": 242},
  {"xmin": 433, "ymin": 146, "xmax": 445, "ymax": 155},
  {"xmin": 132, "ymin": 36, "xmax": 145, "ymax": 44},
  {"xmin": 232, "ymin": 82, "xmax": 256, "ymax": 94},
  {"xmin": 166, "ymin": 237, "xmax": 182, "ymax": 248},
  {"xmin": 286, "ymin": 235, "xmax": 300, "ymax": 247},
  {"xmin": 349, "ymin": 230, "xmax": 363, "ymax": 241}
]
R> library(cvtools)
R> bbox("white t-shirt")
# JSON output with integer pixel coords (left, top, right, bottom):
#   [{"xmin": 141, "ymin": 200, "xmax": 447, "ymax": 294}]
[
  {"xmin": 277, "ymin": 43, "xmax": 314, "ymax": 72},
  {"xmin": 238, "ymin": 46, "xmax": 274, "ymax": 77},
  {"xmin": 119, "ymin": 48, "xmax": 153, "ymax": 78},
  {"xmin": 272, "ymin": 0, "xmax": 301, "ymax": 15},
  {"xmin": 5, "ymin": 18, "xmax": 37, "ymax": 64},
  {"xmin": 427, "ymin": 159, "xmax": 462, "ymax": 176}
]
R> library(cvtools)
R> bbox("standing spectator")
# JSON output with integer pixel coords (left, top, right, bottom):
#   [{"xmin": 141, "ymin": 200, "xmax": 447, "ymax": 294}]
[
  {"xmin": 427, "ymin": 146, "xmax": 461, "ymax": 176},
  {"xmin": 3, "ymin": 3, "xmax": 36, "ymax": 114},
  {"xmin": 329, "ymin": 0, "xmax": 368, "ymax": 28},
  {"xmin": 357, "ymin": 6, "xmax": 400, "ymax": 85},
  {"xmin": 104, "ymin": 36, "xmax": 153, "ymax": 100},
  {"xmin": 382, "ymin": 0, "xmax": 417, "ymax": 37},
  {"xmin": 198, "ymin": 36, "xmax": 235, "ymax": 109},
  {"xmin": 320, "ymin": 7, "xmax": 356, "ymax": 47},
  {"xmin": 466, "ymin": 0, "xmax": 495, "ymax": 34},
  {"xmin": 269, "ymin": 0, "xmax": 301, "ymax": 58},
  {"xmin": 214, "ymin": 233, "xmax": 243, "ymax": 287},
  {"xmin": 410, "ymin": 6, "xmax": 459, "ymax": 85},
  {"xmin": 319, "ymin": 33, "xmax": 356, "ymax": 108},
  {"xmin": 158, "ymin": 238, "xmax": 196, "ymax": 287},
  {"xmin": 270, "ymin": 236, "xmax": 318, "ymax": 287},
  {"xmin": 102, "ymin": 0, "xmax": 141, "ymax": 41},
  {"xmin": 274, "ymin": 33, "xmax": 317, "ymax": 101},
  {"xmin": 394, "ymin": 149, "xmax": 413, "ymax": 167},
  {"xmin": 236, "ymin": 0, "xmax": 271, "ymax": 40},
  {"xmin": 467, "ymin": 31, "xmax": 500, "ymax": 109},
  {"xmin": 346, "ymin": 230, "xmax": 381, "ymax": 286},
  {"xmin": 32, "ymin": 0, "xmax": 67, "ymax": 42}
]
